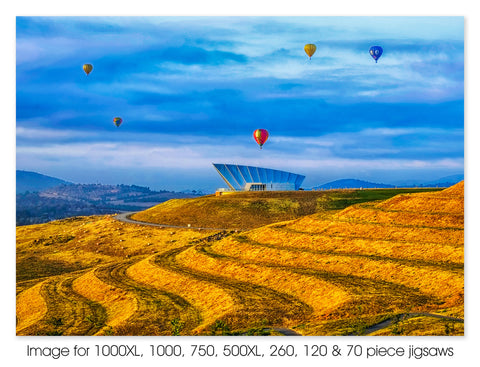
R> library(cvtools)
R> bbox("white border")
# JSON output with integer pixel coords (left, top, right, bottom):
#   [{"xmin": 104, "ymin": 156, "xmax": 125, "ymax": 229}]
[{"xmin": 3, "ymin": 1, "xmax": 477, "ymax": 366}]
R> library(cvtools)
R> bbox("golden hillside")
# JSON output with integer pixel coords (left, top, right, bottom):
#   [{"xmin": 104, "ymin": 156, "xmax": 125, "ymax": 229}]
[
  {"xmin": 16, "ymin": 183, "xmax": 463, "ymax": 336},
  {"xmin": 130, "ymin": 187, "xmax": 443, "ymax": 230}
]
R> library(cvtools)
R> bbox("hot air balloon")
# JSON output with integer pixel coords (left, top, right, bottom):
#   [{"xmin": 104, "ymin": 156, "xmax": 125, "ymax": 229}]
[
  {"xmin": 253, "ymin": 129, "xmax": 269, "ymax": 149},
  {"xmin": 83, "ymin": 63, "xmax": 93, "ymax": 75},
  {"xmin": 369, "ymin": 46, "xmax": 383, "ymax": 63},
  {"xmin": 304, "ymin": 44, "xmax": 316, "ymax": 59},
  {"xmin": 113, "ymin": 117, "xmax": 123, "ymax": 127}
]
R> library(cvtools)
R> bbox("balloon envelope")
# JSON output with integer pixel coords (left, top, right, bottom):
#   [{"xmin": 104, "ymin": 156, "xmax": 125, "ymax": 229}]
[
  {"xmin": 304, "ymin": 44, "xmax": 316, "ymax": 59},
  {"xmin": 113, "ymin": 117, "xmax": 123, "ymax": 127},
  {"xmin": 253, "ymin": 129, "xmax": 269, "ymax": 149},
  {"xmin": 369, "ymin": 46, "xmax": 383, "ymax": 63},
  {"xmin": 83, "ymin": 63, "xmax": 93, "ymax": 75}
]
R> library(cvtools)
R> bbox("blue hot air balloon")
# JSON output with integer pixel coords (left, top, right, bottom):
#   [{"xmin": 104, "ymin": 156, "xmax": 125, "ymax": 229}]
[
  {"xmin": 369, "ymin": 46, "xmax": 383, "ymax": 63},
  {"xmin": 113, "ymin": 117, "xmax": 123, "ymax": 127}
]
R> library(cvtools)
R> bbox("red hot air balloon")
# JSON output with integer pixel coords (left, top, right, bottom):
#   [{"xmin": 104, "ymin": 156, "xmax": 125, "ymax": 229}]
[{"xmin": 253, "ymin": 129, "xmax": 269, "ymax": 149}]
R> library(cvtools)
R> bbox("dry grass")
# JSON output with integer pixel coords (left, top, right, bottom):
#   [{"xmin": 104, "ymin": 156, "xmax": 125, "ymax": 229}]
[
  {"xmin": 127, "ymin": 256, "xmax": 236, "ymax": 334},
  {"xmin": 369, "ymin": 315, "xmax": 464, "ymax": 336},
  {"xmin": 16, "ymin": 183, "xmax": 463, "ymax": 335},
  {"xmin": 130, "ymin": 188, "xmax": 441, "ymax": 230},
  {"xmin": 16, "ymin": 281, "xmax": 47, "ymax": 335},
  {"xmin": 174, "ymin": 244, "xmax": 351, "ymax": 324},
  {"xmin": 212, "ymin": 237, "xmax": 463, "ymax": 305},
  {"xmin": 72, "ymin": 270, "xmax": 137, "ymax": 335}
]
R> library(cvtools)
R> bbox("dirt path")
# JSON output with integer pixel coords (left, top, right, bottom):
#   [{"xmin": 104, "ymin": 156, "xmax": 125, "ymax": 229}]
[
  {"xmin": 363, "ymin": 313, "xmax": 464, "ymax": 335},
  {"xmin": 114, "ymin": 212, "xmax": 233, "ymax": 231}
]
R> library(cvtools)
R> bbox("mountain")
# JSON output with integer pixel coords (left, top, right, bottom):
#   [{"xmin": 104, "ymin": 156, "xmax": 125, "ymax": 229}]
[
  {"xmin": 16, "ymin": 170, "xmax": 72, "ymax": 193},
  {"xmin": 423, "ymin": 174, "xmax": 464, "ymax": 187},
  {"xmin": 16, "ymin": 171, "xmax": 202, "ymax": 225},
  {"xmin": 393, "ymin": 173, "xmax": 464, "ymax": 188},
  {"xmin": 314, "ymin": 174, "xmax": 464, "ymax": 190},
  {"xmin": 16, "ymin": 183, "xmax": 201, "ymax": 226},
  {"xmin": 312, "ymin": 179, "xmax": 395, "ymax": 190}
]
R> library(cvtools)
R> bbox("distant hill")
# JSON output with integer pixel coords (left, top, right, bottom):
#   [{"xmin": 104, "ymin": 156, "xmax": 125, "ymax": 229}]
[
  {"xmin": 423, "ymin": 174, "xmax": 464, "ymax": 187},
  {"xmin": 16, "ymin": 178, "xmax": 200, "ymax": 226},
  {"xmin": 391, "ymin": 173, "xmax": 464, "ymax": 188},
  {"xmin": 16, "ymin": 170, "xmax": 72, "ymax": 193},
  {"xmin": 312, "ymin": 179, "xmax": 395, "ymax": 190},
  {"xmin": 314, "ymin": 174, "xmax": 464, "ymax": 190}
]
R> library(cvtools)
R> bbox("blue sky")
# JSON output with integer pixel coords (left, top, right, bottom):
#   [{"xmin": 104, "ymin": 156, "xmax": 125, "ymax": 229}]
[{"xmin": 16, "ymin": 16, "xmax": 464, "ymax": 192}]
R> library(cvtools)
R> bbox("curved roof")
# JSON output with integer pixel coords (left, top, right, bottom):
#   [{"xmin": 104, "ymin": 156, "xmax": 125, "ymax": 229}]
[{"xmin": 213, "ymin": 163, "xmax": 305, "ymax": 191}]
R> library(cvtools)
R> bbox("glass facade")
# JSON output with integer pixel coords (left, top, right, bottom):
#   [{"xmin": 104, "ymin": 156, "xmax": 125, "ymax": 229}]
[{"xmin": 213, "ymin": 163, "xmax": 305, "ymax": 191}]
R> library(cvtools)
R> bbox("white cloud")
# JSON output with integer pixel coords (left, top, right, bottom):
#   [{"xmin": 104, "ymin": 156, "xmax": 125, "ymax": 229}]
[
  {"xmin": 16, "ymin": 126, "xmax": 96, "ymax": 140},
  {"xmin": 16, "ymin": 137, "xmax": 464, "ymax": 172}
]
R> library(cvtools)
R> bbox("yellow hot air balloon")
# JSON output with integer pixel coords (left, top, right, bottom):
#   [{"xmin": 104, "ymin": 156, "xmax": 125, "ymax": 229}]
[
  {"xmin": 83, "ymin": 63, "xmax": 93, "ymax": 76},
  {"xmin": 304, "ymin": 44, "xmax": 316, "ymax": 59}
]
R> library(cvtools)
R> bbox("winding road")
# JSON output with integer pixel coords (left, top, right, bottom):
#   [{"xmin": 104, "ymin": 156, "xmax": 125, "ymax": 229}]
[
  {"xmin": 362, "ymin": 313, "xmax": 464, "ymax": 335},
  {"xmin": 114, "ymin": 212, "xmax": 234, "ymax": 231}
]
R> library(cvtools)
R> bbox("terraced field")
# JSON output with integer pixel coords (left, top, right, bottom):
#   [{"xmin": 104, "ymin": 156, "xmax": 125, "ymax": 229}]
[{"xmin": 16, "ymin": 183, "xmax": 464, "ymax": 335}]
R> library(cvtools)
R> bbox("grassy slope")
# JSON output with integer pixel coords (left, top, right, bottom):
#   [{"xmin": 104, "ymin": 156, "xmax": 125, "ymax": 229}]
[
  {"xmin": 131, "ymin": 188, "xmax": 443, "ymax": 230},
  {"xmin": 16, "ymin": 184, "xmax": 463, "ymax": 336}
]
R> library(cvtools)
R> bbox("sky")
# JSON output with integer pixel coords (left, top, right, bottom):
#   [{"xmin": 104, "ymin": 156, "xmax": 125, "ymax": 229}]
[{"xmin": 15, "ymin": 16, "xmax": 464, "ymax": 192}]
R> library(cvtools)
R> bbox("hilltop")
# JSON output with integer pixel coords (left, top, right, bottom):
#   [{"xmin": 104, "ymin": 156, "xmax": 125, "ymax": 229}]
[
  {"xmin": 16, "ymin": 170, "xmax": 72, "ymax": 193},
  {"xmin": 16, "ymin": 183, "xmax": 463, "ymax": 336},
  {"xmin": 130, "ymin": 187, "xmax": 442, "ymax": 230}
]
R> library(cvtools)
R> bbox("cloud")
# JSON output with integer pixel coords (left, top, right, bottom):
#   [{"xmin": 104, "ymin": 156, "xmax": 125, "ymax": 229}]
[
  {"xmin": 16, "ymin": 126, "xmax": 95, "ymax": 140},
  {"xmin": 15, "ymin": 16, "xmax": 464, "ymax": 190},
  {"xmin": 16, "ymin": 124, "xmax": 463, "ymax": 170}
]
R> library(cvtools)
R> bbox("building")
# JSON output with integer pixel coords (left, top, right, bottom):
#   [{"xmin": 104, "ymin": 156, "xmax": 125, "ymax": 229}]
[{"xmin": 213, "ymin": 163, "xmax": 305, "ymax": 192}]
